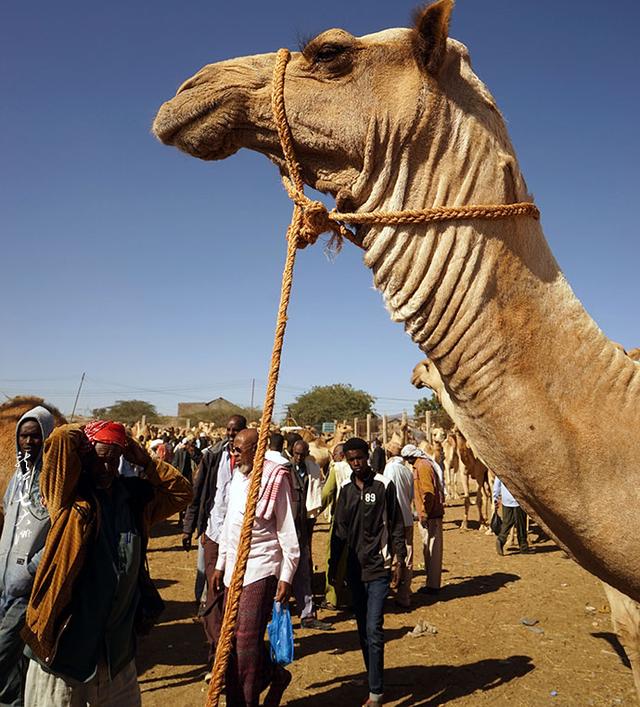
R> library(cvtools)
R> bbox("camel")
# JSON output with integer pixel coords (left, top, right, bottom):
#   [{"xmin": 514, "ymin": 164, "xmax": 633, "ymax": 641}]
[
  {"xmin": 442, "ymin": 431, "xmax": 459, "ymax": 499},
  {"xmin": 454, "ymin": 430, "xmax": 492, "ymax": 530},
  {"xmin": 154, "ymin": 0, "xmax": 640, "ymax": 660},
  {"xmin": 291, "ymin": 421, "xmax": 352, "ymax": 474}
]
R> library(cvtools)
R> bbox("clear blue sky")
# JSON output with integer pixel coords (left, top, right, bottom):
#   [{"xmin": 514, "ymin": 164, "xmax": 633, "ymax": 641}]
[{"xmin": 1, "ymin": 1, "xmax": 638, "ymax": 419}]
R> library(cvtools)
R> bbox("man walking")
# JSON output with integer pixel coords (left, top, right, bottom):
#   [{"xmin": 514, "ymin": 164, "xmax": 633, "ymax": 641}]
[
  {"xmin": 182, "ymin": 415, "xmax": 246, "ymax": 648},
  {"xmin": 329, "ymin": 438, "xmax": 406, "ymax": 707},
  {"xmin": 212, "ymin": 428, "xmax": 299, "ymax": 707},
  {"xmin": 0, "ymin": 406, "xmax": 55, "ymax": 706},
  {"xmin": 383, "ymin": 441, "xmax": 414, "ymax": 608},
  {"xmin": 289, "ymin": 440, "xmax": 332, "ymax": 631},
  {"xmin": 494, "ymin": 476, "xmax": 531, "ymax": 554},
  {"xmin": 401, "ymin": 444, "xmax": 445, "ymax": 595}
]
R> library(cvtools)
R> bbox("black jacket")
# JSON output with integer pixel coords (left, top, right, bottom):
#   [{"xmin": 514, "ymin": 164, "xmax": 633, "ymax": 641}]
[
  {"xmin": 182, "ymin": 440, "xmax": 226, "ymax": 537},
  {"xmin": 329, "ymin": 470, "xmax": 406, "ymax": 583}
]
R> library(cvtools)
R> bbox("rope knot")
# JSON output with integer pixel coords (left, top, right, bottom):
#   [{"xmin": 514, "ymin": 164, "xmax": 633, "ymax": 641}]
[{"xmin": 283, "ymin": 176, "xmax": 345, "ymax": 251}]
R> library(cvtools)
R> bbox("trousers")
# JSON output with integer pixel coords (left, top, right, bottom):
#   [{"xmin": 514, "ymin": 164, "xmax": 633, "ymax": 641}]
[
  {"xmin": 0, "ymin": 599, "xmax": 28, "ymax": 707},
  {"xmin": 349, "ymin": 573, "xmax": 390, "ymax": 697},
  {"xmin": 24, "ymin": 659, "xmax": 140, "ymax": 707},
  {"xmin": 418, "ymin": 517, "xmax": 443, "ymax": 589}
]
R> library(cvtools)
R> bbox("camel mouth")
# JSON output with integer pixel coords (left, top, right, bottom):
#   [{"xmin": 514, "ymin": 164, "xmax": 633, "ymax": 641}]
[{"xmin": 152, "ymin": 99, "xmax": 238, "ymax": 161}]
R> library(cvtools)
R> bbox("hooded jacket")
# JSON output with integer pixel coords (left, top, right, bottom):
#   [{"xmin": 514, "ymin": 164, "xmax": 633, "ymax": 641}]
[{"xmin": 0, "ymin": 406, "xmax": 55, "ymax": 615}]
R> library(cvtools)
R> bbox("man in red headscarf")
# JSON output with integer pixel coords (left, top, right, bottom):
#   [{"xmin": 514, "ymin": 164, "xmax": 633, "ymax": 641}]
[{"xmin": 22, "ymin": 421, "xmax": 192, "ymax": 706}]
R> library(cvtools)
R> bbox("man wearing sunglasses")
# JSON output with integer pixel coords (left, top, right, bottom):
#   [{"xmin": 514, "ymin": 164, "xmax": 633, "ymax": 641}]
[{"xmin": 212, "ymin": 428, "xmax": 299, "ymax": 707}]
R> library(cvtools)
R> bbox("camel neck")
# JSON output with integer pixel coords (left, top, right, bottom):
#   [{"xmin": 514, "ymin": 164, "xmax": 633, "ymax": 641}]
[{"xmin": 356, "ymin": 90, "xmax": 640, "ymax": 579}]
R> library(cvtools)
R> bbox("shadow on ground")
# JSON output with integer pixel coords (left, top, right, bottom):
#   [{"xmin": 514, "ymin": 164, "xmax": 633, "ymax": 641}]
[
  {"xmin": 149, "ymin": 519, "xmax": 183, "ymax": 540},
  {"xmin": 592, "ymin": 631, "xmax": 631, "ymax": 669},
  {"xmin": 296, "ymin": 625, "xmax": 408, "ymax": 659},
  {"xmin": 407, "ymin": 572, "xmax": 520, "ymax": 607},
  {"xmin": 288, "ymin": 656, "xmax": 534, "ymax": 706},
  {"xmin": 136, "ymin": 605, "xmax": 207, "ymax": 675}
]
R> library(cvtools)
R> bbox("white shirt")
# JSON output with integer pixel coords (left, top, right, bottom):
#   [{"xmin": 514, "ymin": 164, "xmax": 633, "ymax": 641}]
[
  {"xmin": 205, "ymin": 444, "xmax": 233, "ymax": 543},
  {"xmin": 383, "ymin": 456, "xmax": 415, "ymax": 527},
  {"xmin": 215, "ymin": 455, "xmax": 300, "ymax": 587}
]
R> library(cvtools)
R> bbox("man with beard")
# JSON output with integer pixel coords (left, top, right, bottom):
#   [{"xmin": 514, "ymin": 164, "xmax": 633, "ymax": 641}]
[
  {"xmin": 0, "ymin": 406, "xmax": 55, "ymax": 706},
  {"xmin": 212, "ymin": 428, "xmax": 299, "ymax": 707}
]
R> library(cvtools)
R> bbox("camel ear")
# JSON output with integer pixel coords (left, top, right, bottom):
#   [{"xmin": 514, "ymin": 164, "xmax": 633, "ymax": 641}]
[{"xmin": 413, "ymin": 0, "xmax": 454, "ymax": 75}]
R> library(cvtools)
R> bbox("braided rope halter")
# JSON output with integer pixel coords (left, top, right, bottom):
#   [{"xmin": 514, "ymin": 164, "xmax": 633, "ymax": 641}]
[{"xmin": 205, "ymin": 47, "xmax": 539, "ymax": 707}]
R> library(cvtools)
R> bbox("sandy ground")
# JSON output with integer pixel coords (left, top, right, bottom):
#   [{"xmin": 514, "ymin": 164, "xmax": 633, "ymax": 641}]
[{"xmin": 138, "ymin": 499, "xmax": 636, "ymax": 706}]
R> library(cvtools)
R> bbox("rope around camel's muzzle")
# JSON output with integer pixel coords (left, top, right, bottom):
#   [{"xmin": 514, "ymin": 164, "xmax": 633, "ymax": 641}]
[{"xmin": 204, "ymin": 48, "xmax": 539, "ymax": 707}]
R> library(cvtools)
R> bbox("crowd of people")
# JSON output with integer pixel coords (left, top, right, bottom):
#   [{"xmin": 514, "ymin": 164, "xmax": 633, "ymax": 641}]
[{"xmin": 0, "ymin": 410, "xmax": 527, "ymax": 707}]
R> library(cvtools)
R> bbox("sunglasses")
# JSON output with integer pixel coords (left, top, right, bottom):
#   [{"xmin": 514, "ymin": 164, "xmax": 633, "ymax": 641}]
[{"xmin": 232, "ymin": 444, "xmax": 256, "ymax": 454}]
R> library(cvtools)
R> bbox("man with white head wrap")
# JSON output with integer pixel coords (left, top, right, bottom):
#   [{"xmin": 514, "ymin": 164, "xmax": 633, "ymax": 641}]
[{"xmin": 401, "ymin": 444, "xmax": 445, "ymax": 595}]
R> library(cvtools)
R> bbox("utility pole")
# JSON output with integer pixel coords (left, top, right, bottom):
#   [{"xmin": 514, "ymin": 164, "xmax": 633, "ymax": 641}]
[
  {"xmin": 70, "ymin": 372, "xmax": 86, "ymax": 422},
  {"xmin": 250, "ymin": 378, "xmax": 255, "ymax": 421}
]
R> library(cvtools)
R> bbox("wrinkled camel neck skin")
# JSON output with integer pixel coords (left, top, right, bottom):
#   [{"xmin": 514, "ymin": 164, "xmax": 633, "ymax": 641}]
[{"xmin": 153, "ymin": 30, "xmax": 640, "ymax": 600}]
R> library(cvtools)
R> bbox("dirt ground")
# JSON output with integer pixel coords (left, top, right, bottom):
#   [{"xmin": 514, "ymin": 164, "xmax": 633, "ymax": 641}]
[{"xmin": 139, "ymin": 499, "xmax": 636, "ymax": 706}]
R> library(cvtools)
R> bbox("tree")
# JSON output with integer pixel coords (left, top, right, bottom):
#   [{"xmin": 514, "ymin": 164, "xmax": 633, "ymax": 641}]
[
  {"xmin": 288, "ymin": 384, "xmax": 375, "ymax": 428},
  {"xmin": 91, "ymin": 400, "xmax": 159, "ymax": 425},
  {"xmin": 414, "ymin": 395, "xmax": 453, "ymax": 430}
]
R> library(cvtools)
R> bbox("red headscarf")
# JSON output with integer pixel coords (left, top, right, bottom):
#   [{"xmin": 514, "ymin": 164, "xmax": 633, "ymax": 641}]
[{"xmin": 84, "ymin": 420, "xmax": 127, "ymax": 448}]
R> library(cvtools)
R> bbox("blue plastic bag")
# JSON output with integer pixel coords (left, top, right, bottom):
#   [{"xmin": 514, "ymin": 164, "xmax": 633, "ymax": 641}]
[{"xmin": 267, "ymin": 601, "xmax": 294, "ymax": 666}]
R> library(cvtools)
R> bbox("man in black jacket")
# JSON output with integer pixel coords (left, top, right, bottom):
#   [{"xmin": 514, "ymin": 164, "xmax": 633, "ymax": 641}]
[
  {"xmin": 181, "ymin": 415, "xmax": 246, "ymax": 672},
  {"xmin": 329, "ymin": 437, "xmax": 405, "ymax": 707}
]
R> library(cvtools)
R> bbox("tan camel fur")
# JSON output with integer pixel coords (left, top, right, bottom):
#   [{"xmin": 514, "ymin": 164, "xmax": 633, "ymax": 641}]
[{"xmin": 153, "ymin": 0, "xmax": 640, "ymax": 603}]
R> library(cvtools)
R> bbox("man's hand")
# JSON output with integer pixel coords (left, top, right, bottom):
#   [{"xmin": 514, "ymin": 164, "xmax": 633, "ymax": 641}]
[
  {"xmin": 182, "ymin": 533, "xmax": 192, "ymax": 551},
  {"xmin": 418, "ymin": 511, "xmax": 428, "ymax": 526},
  {"xmin": 212, "ymin": 569, "xmax": 224, "ymax": 593},
  {"xmin": 123, "ymin": 437, "xmax": 151, "ymax": 468},
  {"xmin": 274, "ymin": 580, "xmax": 292, "ymax": 604},
  {"xmin": 393, "ymin": 560, "xmax": 404, "ymax": 588}
]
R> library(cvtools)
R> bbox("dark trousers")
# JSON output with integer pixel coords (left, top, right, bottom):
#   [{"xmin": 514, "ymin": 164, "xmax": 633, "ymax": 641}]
[
  {"xmin": 0, "ymin": 599, "xmax": 28, "ymax": 707},
  {"xmin": 202, "ymin": 537, "xmax": 223, "ymax": 669},
  {"xmin": 348, "ymin": 573, "xmax": 390, "ymax": 697},
  {"xmin": 223, "ymin": 575, "xmax": 277, "ymax": 707},
  {"xmin": 498, "ymin": 505, "xmax": 528, "ymax": 549}
]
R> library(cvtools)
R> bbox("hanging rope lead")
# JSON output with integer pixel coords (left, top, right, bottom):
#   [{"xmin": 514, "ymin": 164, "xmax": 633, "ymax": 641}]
[
  {"xmin": 204, "ymin": 48, "xmax": 304, "ymax": 707},
  {"xmin": 205, "ymin": 46, "xmax": 540, "ymax": 707}
]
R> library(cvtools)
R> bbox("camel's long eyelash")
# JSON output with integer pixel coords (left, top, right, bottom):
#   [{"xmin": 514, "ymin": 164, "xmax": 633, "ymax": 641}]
[{"xmin": 297, "ymin": 33, "xmax": 316, "ymax": 55}]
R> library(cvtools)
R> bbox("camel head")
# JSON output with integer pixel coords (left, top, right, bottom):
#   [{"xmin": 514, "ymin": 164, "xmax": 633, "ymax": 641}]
[
  {"xmin": 411, "ymin": 358, "xmax": 442, "ymax": 394},
  {"xmin": 153, "ymin": 1, "xmax": 467, "ymax": 207}
]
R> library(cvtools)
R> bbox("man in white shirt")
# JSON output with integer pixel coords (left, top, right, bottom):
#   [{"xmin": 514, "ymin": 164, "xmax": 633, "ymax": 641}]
[
  {"xmin": 212, "ymin": 429, "xmax": 300, "ymax": 707},
  {"xmin": 383, "ymin": 441, "xmax": 415, "ymax": 608}
]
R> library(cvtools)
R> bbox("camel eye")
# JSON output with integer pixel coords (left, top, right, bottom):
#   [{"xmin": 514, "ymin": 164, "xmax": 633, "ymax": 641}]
[{"xmin": 314, "ymin": 44, "xmax": 347, "ymax": 63}]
